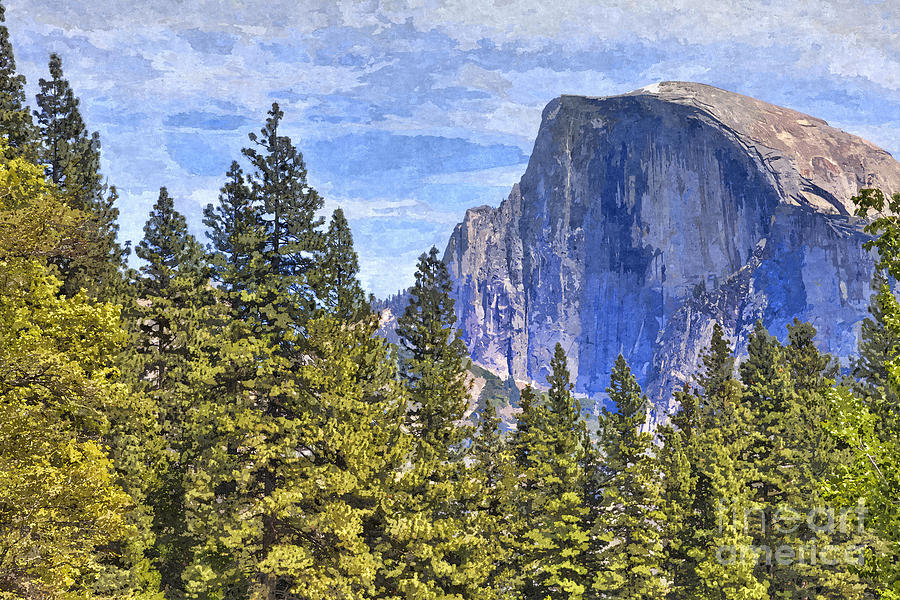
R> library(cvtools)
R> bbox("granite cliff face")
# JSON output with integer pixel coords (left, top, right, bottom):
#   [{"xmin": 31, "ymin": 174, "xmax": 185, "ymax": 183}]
[{"xmin": 442, "ymin": 82, "xmax": 900, "ymax": 411}]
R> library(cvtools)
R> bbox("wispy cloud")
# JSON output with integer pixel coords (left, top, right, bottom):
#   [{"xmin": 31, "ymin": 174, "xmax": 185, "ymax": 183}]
[{"xmin": 6, "ymin": 0, "xmax": 900, "ymax": 296}]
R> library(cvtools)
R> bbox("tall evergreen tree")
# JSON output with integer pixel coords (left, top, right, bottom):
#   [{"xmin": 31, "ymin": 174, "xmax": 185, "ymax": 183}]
[
  {"xmin": 136, "ymin": 187, "xmax": 202, "ymax": 295},
  {"xmin": 185, "ymin": 218, "xmax": 432, "ymax": 599},
  {"xmin": 181, "ymin": 313, "xmax": 295, "ymax": 599},
  {"xmin": 511, "ymin": 344, "xmax": 590, "ymax": 599},
  {"xmin": 784, "ymin": 318, "xmax": 839, "ymax": 479},
  {"xmin": 740, "ymin": 321, "xmax": 802, "ymax": 592},
  {"xmin": 35, "ymin": 53, "xmax": 125, "ymax": 298},
  {"xmin": 184, "ymin": 107, "xmax": 332, "ymax": 598},
  {"xmin": 660, "ymin": 326, "xmax": 766, "ymax": 600},
  {"xmin": 0, "ymin": 2, "xmax": 37, "ymax": 155},
  {"xmin": 592, "ymin": 355, "xmax": 666, "ymax": 600},
  {"xmin": 35, "ymin": 54, "xmax": 101, "ymax": 200},
  {"xmin": 241, "ymin": 102, "xmax": 324, "ymax": 324},
  {"xmin": 185, "ymin": 311, "xmax": 410, "ymax": 599},
  {"xmin": 384, "ymin": 245, "xmax": 493, "ymax": 599},
  {"xmin": 658, "ymin": 386, "xmax": 701, "ymax": 598},
  {"xmin": 471, "ymin": 402, "xmax": 518, "ymax": 598},
  {"xmin": 396, "ymin": 246, "xmax": 469, "ymax": 447},
  {"xmin": 698, "ymin": 322, "xmax": 735, "ymax": 409},
  {"xmin": 203, "ymin": 160, "xmax": 266, "ymax": 319},
  {"xmin": 691, "ymin": 411, "xmax": 767, "ymax": 600},
  {"xmin": 738, "ymin": 321, "xmax": 865, "ymax": 599},
  {"xmin": 782, "ymin": 320, "xmax": 869, "ymax": 599},
  {"xmin": 132, "ymin": 187, "xmax": 212, "ymax": 597},
  {"xmin": 853, "ymin": 273, "xmax": 900, "ymax": 424},
  {"xmin": 133, "ymin": 186, "xmax": 206, "ymax": 397},
  {"xmin": 311, "ymin": 207, "xmax": 369, "ymax": 321}
]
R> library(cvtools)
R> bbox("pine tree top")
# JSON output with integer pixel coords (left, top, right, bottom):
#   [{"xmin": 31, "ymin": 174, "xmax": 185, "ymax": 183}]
[
  {"xmin": 396, "ymin": 246, "xmax": 460, "ymax": 359},
  {"xmin": 607, "ymin": 354, "xmax": 647, "ymax": 421},
  {"xmin": 136, "ymin": 187, "xmax": 199, "ymax": 292}
]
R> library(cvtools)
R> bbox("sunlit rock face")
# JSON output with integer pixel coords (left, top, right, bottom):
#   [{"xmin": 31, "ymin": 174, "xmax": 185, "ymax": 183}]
[{"xmin": 442, "ymin": 81, "xmax": 900, "ymax": 412}]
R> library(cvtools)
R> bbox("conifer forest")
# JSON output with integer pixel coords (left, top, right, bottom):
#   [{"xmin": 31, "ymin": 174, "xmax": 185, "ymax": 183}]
[{"xmin": 0, "ymin": 3, "xmax": 898, "ymax": 599}]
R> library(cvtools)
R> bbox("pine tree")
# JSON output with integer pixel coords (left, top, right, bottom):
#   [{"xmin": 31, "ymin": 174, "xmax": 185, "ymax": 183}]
[
  {"xmin": 136, "ymin": 187, "xmax": 202, "ymax": 296},
  {"xmin": 511, "ymin": 344, "xmax": 589, "ymax": 599},
  {"xmin": 35, "ymin": 54, "xmax": 100, "ymax": 200},
  {"xmin": 782, "ymin": 320, "xmax": 869, "ymax": 599},
  {"xmin": 131, "ymin": 187, "xmax": 213, "ymax": 597},
  {"xmin": 184, "ymin": 108, "xmax": 331, "ymax": 598},
  {"xmin": 289, "ymin": 314, "xmax": 410, "ymax": 598},
  {"xmin": 35, "ymin": 53, "xmax": 125, "ymax": 298},
  {"xmin": 203, "ymin": 160, "xmax": 267, "ymax": 320},
  {"xmin": 183, "ymin": 244, "xmax": 414, "ymax": 600},
  {"xmin": 853, "ymin": 273, "xmax": 900, "ymax": 424},
  {"xmin": 657, "ymin": 386, "xmax": 701, "ymax": 598},
  {"xmin": 0, "ymin": 2, "xmax": 37, "ymax": 155},
  {"xmin": 592, "ymin": 355, "xmax": 666, "ymax": 600},
  {"xmin": 383, "ymin": 245, "xmax": 493, "ymax": 599},
  {"xmin": 739, "ymin": 321, "xmax": 802, "ymax": 592},
  {"xmin": 471, "ymin": 402, "xmax": 518, "ymax": 598},
  {"xmin": 692, "ymin": 411, "xmax": 767, "ymax": 600},
  {"xmin": 242, "ymin": 102, "xmax": 324, "ymax": 325},
  {"xmin": 784, "ymin": 318, "xmax": 839, "ymax": 479},
  {"xmin": 0, "ymin": 141, "xmax": 161, "ymax": 599},
  {"xmin": 739, "ymin": 321, "xmax": 866, "ymax": 598},
  {"xmin": 396, "ymin": 246, "xmax": 469, "ymax": 448},
  {"xmin": 660, "ymin": 326, "xmax": 766, "ymax": 600},
  {"xmin": 181, "ymin": 314, "xmax": 294, "ymax": 599},
  {"xmin": 133, "ymin": 186, "xmax": 206, "ymax": 407},
  {"xmin": 510, "ymin": 384, "xmax": 551, "ymax": 597},
  {"xmin": 698, "ymin": 322, "xmax": 735, "ymax": 409},
  {"xmin": 311, "ymin": 207, "xmax": 370, "ymax": 321},
  {"xmin": 184, "ymin": 310, "xmax": 410, "ymax": 599}
]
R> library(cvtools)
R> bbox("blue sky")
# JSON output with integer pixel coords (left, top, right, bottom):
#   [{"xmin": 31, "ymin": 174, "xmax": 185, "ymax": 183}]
[{"xmin": 6, "ymin": 0, "xmax": 900, "ymax": 297}]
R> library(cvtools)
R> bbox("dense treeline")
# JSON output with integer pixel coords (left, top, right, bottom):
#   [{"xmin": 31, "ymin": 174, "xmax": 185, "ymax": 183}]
[{"xmin": 0, "ymin": 5, "xmax": 897, "ymax": 599}]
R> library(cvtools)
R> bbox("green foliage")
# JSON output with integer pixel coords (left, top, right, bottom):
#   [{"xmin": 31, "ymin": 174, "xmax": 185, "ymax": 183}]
[
  {"xmin": 35, "ymin": 53, "xmax": 125, "ymax": 299},
  {"xmin": 136, "ymin": 188, "xmax": 204, "ymax": 294},
  {"xmin": 182, "ymin": 104, "xmax": 335, "ymax": 599},
  {"xmin": 129, "ymin": 187, "xmax": 216, "ymax": 598},
  {"xmin": 510, "ymin": 346, "xmax": 590, "ymax": 599},
  {"xmin": 242, "ymin": 102, "xmax": 324, "ymax": 323},
  {"xmin": 180, "ymin": 316, "xmax": 295, "ymax": 599},
  {"xmin": 660, "ymin": 325, "xmax": 765, "ymax": 600},
  {"xmin": 397, "ymin": 246, "xmax": 470, "ymax": 449},
  {"xmin": 698, "ymin": 322, "xmax": 735, "ymax": 405},
  {"xmin": 0, "ymin": 1, "xmax": 36, "ymax": 156},
  {"xmin": 854, "ymin": 188, "xmax": 900, "ymax": 282},
  {"xmin": 380, "ymin": 245, "xmax": 494, "ymax": 599},
  {"xmin": 203, "ymin": 160, "xmax": 266, "ymax": 310},
  {"xmin": 592, "ymin": 355, "xmax": 665, "ymax": 600},
  {"xmin": 853, "ymin": 273, "xmax": 900, "ymax": 423},
  {"xmin": 738, "ymin": 320, "xmax": 868, "ymax": 599},
  {"xmin": 471, "ymin": 403, "xmax": 519, "ymax": 598},
  {"xmin": 184, "ymin": 313, "xmax": 411, "ymax": 599},
  {"xmin": 657, "ymin": 389, "xmax": 697, "ymax": 598},
  {"xmin": 819, "ymin": 188, "xmax": 900, "ymax": 598},
  {"xmin": 311, "ymin": 208, "xmax": 370, "ymax": 321},
  {"xmin": 823, "ymin": 386, "xmax": 899, "ymax": 598},
  {"xmin": 0, "ymin": 142, "xmax": 159, "ymax": 599},
  {"xmin": 0, "ymin": 398, "xmax": 132, "ymax": 599}
]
